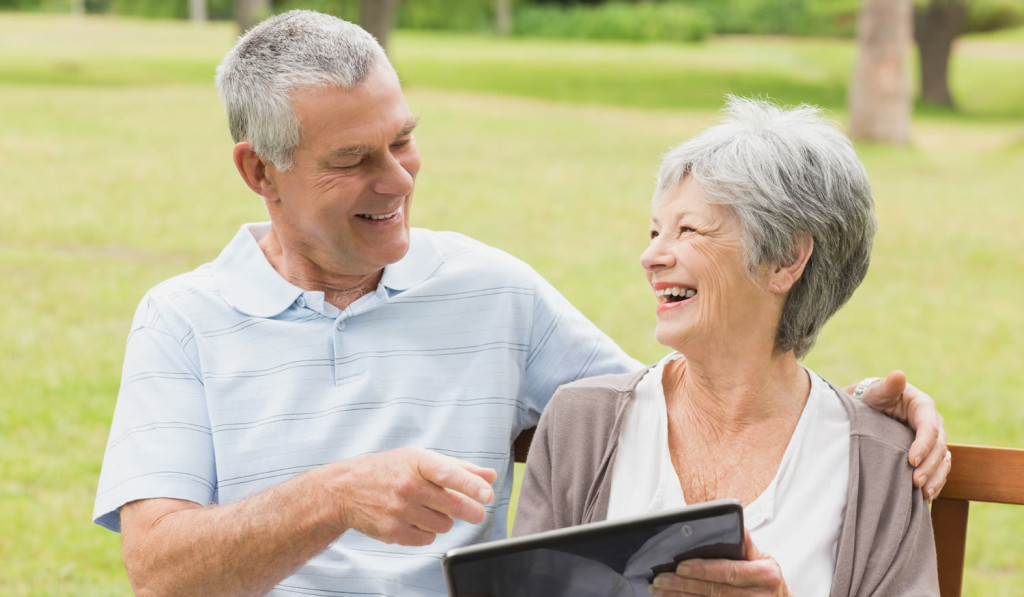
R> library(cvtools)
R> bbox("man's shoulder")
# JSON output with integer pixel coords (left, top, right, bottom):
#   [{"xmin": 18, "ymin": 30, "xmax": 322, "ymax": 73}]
[
  {"xmin": 130, "ymin": 262, "xmax": 226, "ymax": 330},
  {"xmin": 140, "ymin": 262, "xmax": 217, "ymax": 305},
  {"xmin": 416, "ymin": 228, "xmax": 535, "ymax": 273}
]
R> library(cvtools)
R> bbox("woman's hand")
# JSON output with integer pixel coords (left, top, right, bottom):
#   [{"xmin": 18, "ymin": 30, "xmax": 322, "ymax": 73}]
[{"xmin": 649, "ymin": 530, "xmax": 789, "ymax": 597}]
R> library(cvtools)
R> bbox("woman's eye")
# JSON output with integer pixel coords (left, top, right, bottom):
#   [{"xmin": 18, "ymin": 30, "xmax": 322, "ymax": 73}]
[
  {"xmin": 650, "ymin": 230, "xmax": 659, "ymax": 240},
  {"xmin": 679, "ymin": 226, "xmax": 696, "ymax": 235}
]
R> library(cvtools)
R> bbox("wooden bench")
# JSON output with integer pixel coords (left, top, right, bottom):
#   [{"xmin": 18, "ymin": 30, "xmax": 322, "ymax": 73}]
[{"xmin": 931, "ymin": 443, "xmax": 1024, "ymax": 596}]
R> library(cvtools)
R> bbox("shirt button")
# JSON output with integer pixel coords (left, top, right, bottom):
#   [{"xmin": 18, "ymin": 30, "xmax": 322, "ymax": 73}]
[{"xmin": 336, "ymin": 321, "xmax": 345, "ymax": 330}]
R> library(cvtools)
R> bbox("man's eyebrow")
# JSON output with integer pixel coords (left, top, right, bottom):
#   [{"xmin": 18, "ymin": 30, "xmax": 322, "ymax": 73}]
[
  {"xmin": 326, "ymin": 116, "xmax": 421, "ymax": 160},
  {"xmin": 399, "ymin": 115, "xmax": 421, "ymax": 137},
  {"xmin": 328, "ymin": 144, "xmax": 374, "ymax": 159}
]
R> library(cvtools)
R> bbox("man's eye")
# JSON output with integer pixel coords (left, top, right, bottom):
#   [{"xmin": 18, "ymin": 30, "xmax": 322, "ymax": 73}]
[
  {"xmin": 650, "ymin": 230, "xmax": 659, "ymax": 240},
  {"xmin": 391, "ymin": 138, "xmax": 412, "ymax": 150},
  {"xmin": 679, "ymin": 226, "xmax": 696, "ymax": 235}
]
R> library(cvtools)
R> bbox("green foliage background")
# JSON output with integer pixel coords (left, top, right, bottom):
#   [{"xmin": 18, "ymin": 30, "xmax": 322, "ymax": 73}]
[
  {"xmin": 0, "ymin": 11, "xmax": 1022, "ymax": 597},
  {"xmin": 4, "ymin": 0, "xmax": 1024, "ymax": 39}
]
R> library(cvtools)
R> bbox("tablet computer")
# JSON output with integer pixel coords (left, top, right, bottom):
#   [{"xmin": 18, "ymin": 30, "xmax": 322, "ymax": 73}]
[{"xmin": 443, "ymin": 498, "xmax": 744, "ymax": 597}]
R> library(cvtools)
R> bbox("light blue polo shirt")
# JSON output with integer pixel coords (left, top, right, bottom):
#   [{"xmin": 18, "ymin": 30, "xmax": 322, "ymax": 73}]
[{"xmin": 94, "ymin": 223, "xmax": 638, "ymax": 596}]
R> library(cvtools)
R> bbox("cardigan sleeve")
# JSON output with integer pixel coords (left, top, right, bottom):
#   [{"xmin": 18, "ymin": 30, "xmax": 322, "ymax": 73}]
[
  {"xmin": 511, "ymin": 373, "xmax": 638, "ymax": 536},
  {"xmin": 869, "ymin": 484, "xmax": 940, "ymax": 596},
  {"xmin": 848, "ymin": 434, "xmax": 939, "ymax": 596},
  {"xmin": 835, "ymin": 401, "xmax": 940, "ymax": 597}
]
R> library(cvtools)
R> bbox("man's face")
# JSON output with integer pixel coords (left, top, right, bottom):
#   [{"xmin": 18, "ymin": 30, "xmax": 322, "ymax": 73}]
[{"xmin": 263, "ymin": 66, "xmax": 422, "ymax": 277}]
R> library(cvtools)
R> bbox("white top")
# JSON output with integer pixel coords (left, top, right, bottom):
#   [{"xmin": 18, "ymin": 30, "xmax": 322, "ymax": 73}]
[
  {"xmin": 607, "ymin": 352, "xmax": 851, "ymax": 596},
  {"xmin": 93, "ymin": 223, "xmax": 638, "ymax": 597}
]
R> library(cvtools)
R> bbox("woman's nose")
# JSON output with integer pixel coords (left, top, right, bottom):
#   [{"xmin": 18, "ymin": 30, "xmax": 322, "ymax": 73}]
[{"xmin": 640, "ymin": 240, "xmax": 672, "ymax": 272}]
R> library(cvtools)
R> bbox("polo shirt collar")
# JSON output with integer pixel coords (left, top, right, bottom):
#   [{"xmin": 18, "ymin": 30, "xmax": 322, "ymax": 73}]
[
  {"xmin": 213, "ymin": 223, "xmax": 304, "ymax": 318},
  {"xmin": 213, "ymin": 224, "xmax": 445, "ymax": 318},
  {"xmin": 381, "ymin": 228, "xmax": 444, "ymax": 291}
]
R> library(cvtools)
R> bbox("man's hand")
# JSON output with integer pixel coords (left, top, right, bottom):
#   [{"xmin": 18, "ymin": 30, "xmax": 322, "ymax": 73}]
[
  {"xmin": 650, "ymin": 530, "xmax": 789, "ymax": 596},
  {"xmin": 329, "ymin": 447, "xmax": 497, "ymax": 546},
  {"xmin": 848, "ymin": 370, "xmax": 950, "ymax": 500}
]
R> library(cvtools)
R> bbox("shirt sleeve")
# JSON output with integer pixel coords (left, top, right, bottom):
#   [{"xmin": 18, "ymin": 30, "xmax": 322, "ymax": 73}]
[
  {"xmin": 92, "ymin": 297, "xmax": 216, "ymax": 532},
  {"xmin": 521, "ymin": 274, "xmax": 639, "ymax": 428}
]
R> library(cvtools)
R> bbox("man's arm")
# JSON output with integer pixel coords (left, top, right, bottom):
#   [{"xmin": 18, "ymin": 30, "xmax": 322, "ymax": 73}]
[
  {"xmin": 120, "ymin": 447, "xmax": 496, "ymax": 597},
  {"xmin": 847, "ymin": 370, "xmax": 951, "ymax": 500}
]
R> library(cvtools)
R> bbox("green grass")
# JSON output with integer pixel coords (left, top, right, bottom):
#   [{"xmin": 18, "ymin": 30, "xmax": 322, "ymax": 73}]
[{"xmin": 1, "ymin": 13, "xmax": 1022, "ymax": 596}]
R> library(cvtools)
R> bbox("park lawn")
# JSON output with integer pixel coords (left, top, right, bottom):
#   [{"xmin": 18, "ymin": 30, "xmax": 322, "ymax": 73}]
[{"xmin": 1, "ymin": 13, "xmax": 1022, "ymax": 597}]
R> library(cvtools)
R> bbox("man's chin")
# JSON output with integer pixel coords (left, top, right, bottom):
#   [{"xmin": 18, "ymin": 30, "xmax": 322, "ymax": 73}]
[{"xmin": 377, "ymin": 238, "xmax": 412, "ymax": 267}]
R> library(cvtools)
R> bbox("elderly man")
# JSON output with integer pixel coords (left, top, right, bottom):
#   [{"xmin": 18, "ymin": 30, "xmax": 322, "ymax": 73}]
[{"xmin": 93, "ymin": 10, "xmax": 950, "ymax": 597}]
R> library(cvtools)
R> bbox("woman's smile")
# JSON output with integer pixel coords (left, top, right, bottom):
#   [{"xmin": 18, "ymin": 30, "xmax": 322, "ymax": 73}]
[{"xmin": 653, "ymin": 282, "xmax": 698, "ymax": 314}]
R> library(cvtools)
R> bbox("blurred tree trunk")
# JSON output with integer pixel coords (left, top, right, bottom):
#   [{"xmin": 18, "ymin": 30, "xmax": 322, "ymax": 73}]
[
  {"xmin": 237, "ymin": 0, "xmax": 271, "ymax": 33},
  {"xmin": 496, "ymin": 0, "xmax": 512, "ymax": 36},
  {"xmin": 914, "ymin": 0, "xmax": 967, "ymax": 108},
  {"xmin": 190, "ymin": 0, "xmax": 208, "ymax": 25},
  {"xmin": 361, "ymin": 0, "xmax": 399, "ymax": 54},
  {"xmin": 70, "ymin": 0, "xmax": 84, "ymax": 16},
  {"xmin": 848, "ymin": 0, "xmax": 912, "ymax": 144}
]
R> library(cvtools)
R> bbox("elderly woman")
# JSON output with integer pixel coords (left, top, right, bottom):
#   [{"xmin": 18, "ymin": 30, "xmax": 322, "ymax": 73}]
[{"xmin": 513, "ymin": 98, "xmax": 939, "ymax": 595}]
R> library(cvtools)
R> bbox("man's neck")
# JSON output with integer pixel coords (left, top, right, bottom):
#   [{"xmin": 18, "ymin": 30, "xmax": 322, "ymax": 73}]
[{"xmin": 258, "ymin": 228, "xmax": 383, "ymax": 311}]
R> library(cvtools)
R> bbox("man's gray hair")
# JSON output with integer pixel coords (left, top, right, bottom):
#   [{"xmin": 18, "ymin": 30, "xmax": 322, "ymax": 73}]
[
  {"xmin": 215, "ymin": 10, "xmax": 394, "ymax": 170},
  {"xmin": 654, "ymin": 96, "xmax": 876, "ymax": 358}
]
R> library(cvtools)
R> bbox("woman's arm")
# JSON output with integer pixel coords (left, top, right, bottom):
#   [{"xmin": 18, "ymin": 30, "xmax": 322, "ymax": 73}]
[
  {"xmin": 510, "ymin": 403, "xmax": 560, "ymax": 537},
  {"xmin": 861, "ymin": 486, "xmax": 940, "ymax": 596}
]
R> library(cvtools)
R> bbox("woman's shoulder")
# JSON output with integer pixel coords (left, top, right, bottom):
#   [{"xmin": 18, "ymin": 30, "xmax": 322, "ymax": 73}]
[
  {"xmin": 848, "ymin": 396, "xmax": 915, "ymax": 456},
  {"xmin": 547, "ymin": 368, "xmax": 650, "ymax": 410},
  {"xmin": 560, "ymin": 368, "xmax": 650, "ymax": 393},
  {"xmin": 538, "ymin": 368, "xmax": 650, "ymax": 438},
  {"xmin": 819, "ymin": 376, "xmax": 915, "ymax": 454}
]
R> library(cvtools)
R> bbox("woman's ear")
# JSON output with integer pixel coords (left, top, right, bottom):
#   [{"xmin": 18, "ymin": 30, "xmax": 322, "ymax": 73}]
[
  {"xmin": 767, "ymin": 235, "xmax": 814, "ymax": 294},
  {"xmin": 232, "ymin": 141, "xmax": 280, "ymax": 201}
]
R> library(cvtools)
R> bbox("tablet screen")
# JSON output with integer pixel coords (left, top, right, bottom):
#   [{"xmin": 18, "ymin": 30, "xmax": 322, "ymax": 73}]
[{"xmin": 444, "ymin": 500, "xmax": 743, "ymax": 597}]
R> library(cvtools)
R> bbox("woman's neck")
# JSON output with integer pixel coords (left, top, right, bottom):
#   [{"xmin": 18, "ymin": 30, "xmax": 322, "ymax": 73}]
[
  {"xmin": 665, "ymin": 348, "xmax": 809, "ymax": 429},
  {"xmin": 662, "ymin": 347, "xmax": 811, "ymax": 506}
]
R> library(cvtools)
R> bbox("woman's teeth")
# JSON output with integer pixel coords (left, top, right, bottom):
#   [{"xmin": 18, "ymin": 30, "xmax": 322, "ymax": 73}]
[{"xmin": 656, "ymin": 287, "xmax": 697, "ymax": 302}]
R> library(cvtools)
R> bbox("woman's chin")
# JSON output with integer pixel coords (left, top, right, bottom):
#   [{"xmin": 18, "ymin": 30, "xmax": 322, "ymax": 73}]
[{"xmin": 653, "ymin": 326, "xmax": 694, "ymax": 353}]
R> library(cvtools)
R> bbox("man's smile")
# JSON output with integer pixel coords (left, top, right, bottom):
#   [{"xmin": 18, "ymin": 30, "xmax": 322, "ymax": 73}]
[{"xmin": 357, "ymin": 206, "xmax": 403, "ymax": 221}]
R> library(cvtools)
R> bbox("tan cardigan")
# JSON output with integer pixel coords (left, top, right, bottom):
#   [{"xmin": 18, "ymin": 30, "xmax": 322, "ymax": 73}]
[{"xmin": 512, "ymin": 369, "xmax": 939, "ymax": 596}]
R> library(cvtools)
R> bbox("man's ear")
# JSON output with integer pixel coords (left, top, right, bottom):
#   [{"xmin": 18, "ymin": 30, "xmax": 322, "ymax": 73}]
[
  {"xmin": 232, "ymin": 141, "xmax": 280, "ymax": 201},
  {"xmin": 767, "ymin": 235, "xmax": 813, "ymax": 294}
]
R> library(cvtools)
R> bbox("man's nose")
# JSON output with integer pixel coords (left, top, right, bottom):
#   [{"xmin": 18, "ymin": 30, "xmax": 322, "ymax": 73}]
[{"xmin": 373, "ymin": 152, "xmax": 416, "ymax": 197}]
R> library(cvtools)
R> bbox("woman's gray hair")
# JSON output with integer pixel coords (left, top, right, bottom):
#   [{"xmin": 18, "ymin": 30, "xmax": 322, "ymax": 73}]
[
  {"xmin": 654, "ymin": 96, "xmax": 876, "ymax": 358},
  {"xmin": 215, "ymin": 10, "xmax": 394, "ymax": 170}
]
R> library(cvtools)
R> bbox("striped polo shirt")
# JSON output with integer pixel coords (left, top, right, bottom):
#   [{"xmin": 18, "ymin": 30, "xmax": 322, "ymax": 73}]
[{"xmin": 94, "ymin": 223, "xmax": 638, "ymax": 596}]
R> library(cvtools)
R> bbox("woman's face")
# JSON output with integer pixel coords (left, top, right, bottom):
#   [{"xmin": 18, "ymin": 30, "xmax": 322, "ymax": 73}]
[{"xmin": 640, "ymin": 176, "xmax": 783, "ymax": 355}]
